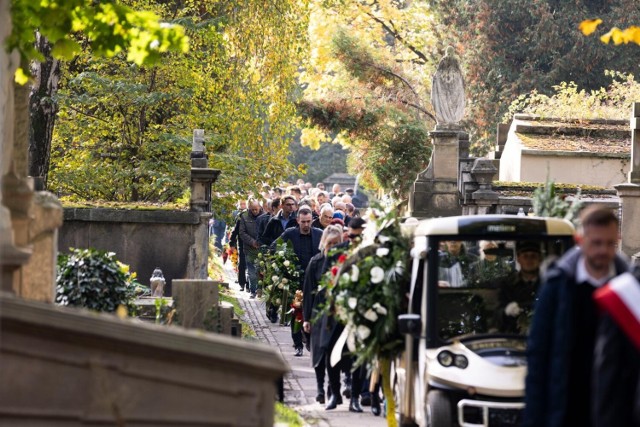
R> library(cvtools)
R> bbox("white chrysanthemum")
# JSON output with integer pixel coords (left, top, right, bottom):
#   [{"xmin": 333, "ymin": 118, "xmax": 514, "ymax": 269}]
[
  {"xmin": 505, "ymin": 302, "xmax": 522, "ymax": 317},
  {"xmin": 278, "ymin": 283, "xmax": 284, "ymax": 289},
  {"xmin": 372, "ymin": 302, "xmax": 388, "ymax": 315},
  {"xmin": 275, "ymin": 298, "xmax": 281, "ymax": 305},
  {"xmin": 350, "ymin": 265, "xmax": 359, "ymax": 282},
  {"xmin": 283, "ymin": 260, "xmax": 290, "ymax": 267},
  {"xmin": 271, "ymin": 275, "xmax": 279, "ymax": 283},
  {"xmin": 281, "ymin": 278, "xmax": 288, "ymax": 284},
  {"xmin": 278, "ymin": 251, "xmax": 285, "ymax": 256},
  {"xmin": 348, "ymin": 297, "xmax": 357, "ymax": 309},
  {"xmin": 376, "ymin": 247, "xmax": 390, "ymax": 257},
  {"xmin": 272, "ymin": 263, "xmax": 277, "ymax": 269},
  {"xmin": 370, "ymin": 266, "xmax": 385, "ymax": 284},
  {"xmin": 377, "ymin": 235, "xmax": 390, "ymax": 244},
  {"xmin": 364, "ymin": 309, "xmax": 379, "ymax": 322},
  {"xmin": 356, "ymin": 325, "xmax": 371, "ymax": 341}
]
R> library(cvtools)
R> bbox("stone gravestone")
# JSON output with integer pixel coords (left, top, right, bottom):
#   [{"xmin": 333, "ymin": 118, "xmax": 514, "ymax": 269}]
[
  {"xmin": 172, "ymin": 279, "xmax": 219, "ymax": 329},
  {"xmin": 409, "ymin": 47, "xmax": 466, "ymax": 218}
]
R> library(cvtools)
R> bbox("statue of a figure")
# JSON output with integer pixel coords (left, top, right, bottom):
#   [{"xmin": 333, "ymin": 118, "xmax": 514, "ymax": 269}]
[
  {"xmin": 431, "ymin": 46, "xmax": 465, "ymax": 126},
  {"xmin": 150, "ymin": 268, "xmax": 166, "ymax": 297}
]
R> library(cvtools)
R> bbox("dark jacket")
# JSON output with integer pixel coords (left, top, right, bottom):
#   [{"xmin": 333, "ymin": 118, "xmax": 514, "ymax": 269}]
[
  {"xmin": 592, "ymin": 267, "xmax": 640, "ymax": 427},
  {"xmin": 256, "ymin": 212, "xmax": 271, "ymax": 241},
  {"xmin": 228, "ymin": 211, "xmax": 245, "ymax": 251},
  {"xmin": 311, "ymin": 217, "xmax": 326, "ymax": 230},
  {"xmin": 303, "ymin": 253, "xmax": 330, "ymax": 367},
  {"xmin": 271, "ymin": 226, "xmax": 323, "ymax": 272},
  {"xmin": 524, "ymin": 247, "xmax": 629, "ymax": 427},
  {"xmin": 238, "ymin": 209, "xmax": 263, "ymax": 255},
  {"xmin": 260, "ymin": 210, "xmax": 297, "ymax": 246}
]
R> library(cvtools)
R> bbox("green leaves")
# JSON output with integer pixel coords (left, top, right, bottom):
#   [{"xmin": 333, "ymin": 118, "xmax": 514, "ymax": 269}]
[
  {"xmin": 49, "ymin": 0, "xmax": 309, "ymax": 206},
  {"xmin": 532, "ymin": 178, "xmax": 583, "ymax": 225},
  {"xmin": 55, "ymin": 248, "xmax": 146, "ymax": 314},
  {"xmin": 9, "ymin": 0, "xmax": 189, "ymax": 70}
]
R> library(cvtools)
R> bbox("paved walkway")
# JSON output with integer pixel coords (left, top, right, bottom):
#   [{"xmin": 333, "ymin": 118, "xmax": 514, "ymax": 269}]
[{"xmin": 223, "ymin": 265, "xmax": 386, "ymax": 427}]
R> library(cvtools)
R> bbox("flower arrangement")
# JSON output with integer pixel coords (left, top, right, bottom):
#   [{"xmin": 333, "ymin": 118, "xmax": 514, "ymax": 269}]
[
  {"xmin": 225, "ymin": 244, "xmax": 239, "ymax": 272},
  {"xmin": 323, "ymin": 205, "xmax": 411, "ymax": 427},
  {"xmin": 258, "ymin": 238, "xmax": 302, "ymax": 324}
]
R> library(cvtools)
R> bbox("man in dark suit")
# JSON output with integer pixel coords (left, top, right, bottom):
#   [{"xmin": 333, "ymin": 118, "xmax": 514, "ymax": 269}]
[{"xmin": 272, "ymin": 206, "xmax": 322, "ymax": 356}]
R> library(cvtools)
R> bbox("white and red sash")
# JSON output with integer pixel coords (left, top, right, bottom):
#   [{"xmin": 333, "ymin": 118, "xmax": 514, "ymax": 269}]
[{"xmin": 594, "ymin": 272, "xmax": 640, "ymax": 351}]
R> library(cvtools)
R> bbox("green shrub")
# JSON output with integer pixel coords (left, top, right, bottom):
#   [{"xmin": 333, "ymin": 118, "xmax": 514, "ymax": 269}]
[{"xmin": 56, "ymin": 248, "xmax": 145, "ymax": 314}]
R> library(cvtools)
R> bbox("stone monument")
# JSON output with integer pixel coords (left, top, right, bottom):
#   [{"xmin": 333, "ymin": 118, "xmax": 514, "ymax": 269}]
[
  {"xmin": 431, "ymin": 46, "xmax": 465, "ymax": 129},
  {"xmin": 409, "ymin": 47, "xmax": 466, "ymax": 218}
]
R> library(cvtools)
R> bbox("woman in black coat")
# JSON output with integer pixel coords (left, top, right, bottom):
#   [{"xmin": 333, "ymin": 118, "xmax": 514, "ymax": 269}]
[{"xmin": 303, "ymin": 225, "xmax": 344, "ymax": 409}]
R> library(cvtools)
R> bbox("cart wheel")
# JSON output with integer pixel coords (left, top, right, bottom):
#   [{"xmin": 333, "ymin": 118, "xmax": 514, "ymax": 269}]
[{"xmin": 426, "ymin": 390, "xmax": 452, "ymax": 427}]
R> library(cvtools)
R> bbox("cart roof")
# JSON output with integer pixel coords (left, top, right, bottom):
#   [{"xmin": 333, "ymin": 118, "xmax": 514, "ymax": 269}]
[{"xmin": 414, "ymin": 214, "xmax": 575, "ymax": 237}]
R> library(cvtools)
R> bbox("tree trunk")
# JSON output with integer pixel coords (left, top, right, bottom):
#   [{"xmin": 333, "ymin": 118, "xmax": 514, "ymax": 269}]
[{"xmin": 28, "ymin": 33, "xmax": 60, "ymax": 189}]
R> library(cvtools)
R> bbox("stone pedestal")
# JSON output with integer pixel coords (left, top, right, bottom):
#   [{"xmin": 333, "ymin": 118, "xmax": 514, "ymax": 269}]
[
  {"xmin": 408, "ymin": 128, "xmax": 462, "ymax": 218},
  {"xmin": 615, "ymin": 183, "xmax": 640, "ymax": 257},
  {"xmin": 172, "ymin": 279, "xmax": 219, "ymax": 329}
]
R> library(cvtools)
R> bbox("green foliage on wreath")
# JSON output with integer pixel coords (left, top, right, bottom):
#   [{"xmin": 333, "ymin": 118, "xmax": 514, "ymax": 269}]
[
  {"xmin": 259, "ymin": 238, "xmax": 302, "ymax": 311},
  {"xmin": 532, "ymin": 177, "xmax": 583, "ymax": 225},
  {"xmin": 56, "ymin": 248, "xmax": 146, "ymax": 315},
  {"xmin": 324, "ymin": 206, "xmax": 411, "ymax": 367}
]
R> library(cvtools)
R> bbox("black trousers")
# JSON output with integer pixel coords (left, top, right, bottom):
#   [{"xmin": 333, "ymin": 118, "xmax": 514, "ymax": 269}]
[
  {"xmin": 291, "ymin": 320, "xmax": 303, "ymax": 349},
  {"xmin": 237, "ymin": 246, "xmax": 247, "ymax": 287}
]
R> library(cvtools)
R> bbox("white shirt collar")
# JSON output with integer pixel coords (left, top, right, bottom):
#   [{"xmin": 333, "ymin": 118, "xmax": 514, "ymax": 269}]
[{"xmin": 576, "ymin": 256, "xmax": 616, "ymax": 287}]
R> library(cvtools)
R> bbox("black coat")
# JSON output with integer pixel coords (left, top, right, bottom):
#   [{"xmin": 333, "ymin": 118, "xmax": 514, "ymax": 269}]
[
  {"xmin": 260, "ymin": 210, "xmax": 297, "ymax": 246},
  {"xmin": 524, "ymin": 247, "xmax": 629, "ymax": 427},
  {"xmin": 592, "ymin": 313, "xmax": 640, "ymax": 427},
  {"xmin": 303, "ymin": 253, "xmax": 331, "ymax": 367}
]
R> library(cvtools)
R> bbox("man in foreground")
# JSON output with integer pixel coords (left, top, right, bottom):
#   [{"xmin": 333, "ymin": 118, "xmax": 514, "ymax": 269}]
[{"xmin": 524, "ymin": 206, "xmax": 629, "ymax": 427}]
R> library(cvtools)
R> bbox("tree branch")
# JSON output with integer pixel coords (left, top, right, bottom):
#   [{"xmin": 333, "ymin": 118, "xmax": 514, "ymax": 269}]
[
  {"xmin": 355, "ymin": 58, "xmax": 435, "ymax": 121},
  {"xmin": 65, "ymin": 104, "xmax": 111, "ymax": 124},
  {"xmin": 364, "ymin": 11, "xmax": 429, "ymax": 64}
]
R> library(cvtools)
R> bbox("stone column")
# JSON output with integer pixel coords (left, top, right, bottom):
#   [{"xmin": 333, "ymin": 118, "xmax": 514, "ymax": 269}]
[
  {"xmin": 189, "ymin": 129, "xmax": 220, "ymax": 213},
  {"xmin": 0, "ymin": 0, "xmax": 31, "ymax": 291},
  {"xmin": 629, "ymin": 103, "xmax": 640, "ymax": 184},
  {"xmin": 614, "ymin": 103, "xmax": 640, "ymax": 257},
  {"xmin": 615, "ymin": 183, "xmax": 640, "ymax": 257}
]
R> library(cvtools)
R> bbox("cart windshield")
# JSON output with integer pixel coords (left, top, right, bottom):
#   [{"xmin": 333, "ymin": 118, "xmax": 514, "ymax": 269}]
[{"xmin": 435, "ymin": 237, "xmax": 571, "ymax": 341}]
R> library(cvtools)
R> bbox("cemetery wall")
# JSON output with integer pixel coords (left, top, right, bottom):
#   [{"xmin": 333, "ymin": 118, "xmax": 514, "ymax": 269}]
[{"xmin": 59, "ymin": 208, "xmax": 211, "ymax": 296}]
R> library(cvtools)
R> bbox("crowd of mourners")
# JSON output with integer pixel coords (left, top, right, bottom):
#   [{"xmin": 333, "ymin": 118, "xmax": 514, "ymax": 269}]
[{"xmin": 212, "ymin": 180, "xmax": 382, "ymax": 414}]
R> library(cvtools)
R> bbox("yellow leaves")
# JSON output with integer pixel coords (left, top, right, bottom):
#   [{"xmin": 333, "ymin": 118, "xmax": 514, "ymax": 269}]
[
  {"xmin": 599, "ymin": 26, "xmax": 640, "ymax": 45},
  {"xmin": 14, "ymin": 68, "xmax": 30, "ymax": 85},
  {"xmin": 300, "ymin": 127, "xmax": 330, "ymax": 150},
  {"xmin": 581, "ymin": 19, "xmax": 640, "ymax": 46},
  {"xmin": 578, "ymin": 19, "xmax": 602, "ymax": 36}
]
